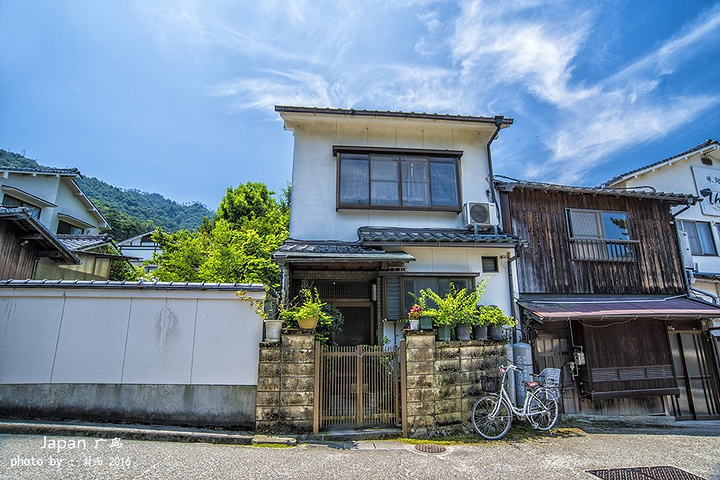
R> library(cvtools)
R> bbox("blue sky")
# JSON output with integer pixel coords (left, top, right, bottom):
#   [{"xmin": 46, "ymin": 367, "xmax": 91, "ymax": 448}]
[{"xmin": 2, "ymin": 1, "xmax": 720, "ymax": 209}]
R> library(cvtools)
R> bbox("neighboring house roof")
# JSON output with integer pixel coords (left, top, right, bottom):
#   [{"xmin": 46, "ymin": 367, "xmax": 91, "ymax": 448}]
[
  {"xmin": 275, "ymin": 105, "xmax": 514, "ymax": 127},
  {"xmin": 116, "ymin": 230, "xmax": 157, "ymax": 246},
  {"xmin": 358, "ymin": 226, "xmax": 523, "ymax": 247},
  {"xmin": 0, "ymin": 166, "xmax": 81, "ymax": 177},
  {"xmin": 57, "ymin": 234, "xmax": 137, "ymax": 261},
  {"xmin": 604, "ymin": 139, "xmax": 720, "ymax": 187},
  {"xmin": 494, "ymin": 177, "xmax": 697, "ymax": 205},
  {"xmin": 57, "ymin": 234, "xmax": 114, "ymax": 252},
  {"xmin": 274, "ymin": 240, "xmax": 416, "ymax": 263},
  {"xmin": 0, "ymin": 279, "xmax": 264, "ymax": 292},
  {"xmin": 0, "ymin": 207, "xmax": 79, "ymax": 264},
  {"xmin": 519, "ymin": 294, "xmax": 720, "ymax": 322}
]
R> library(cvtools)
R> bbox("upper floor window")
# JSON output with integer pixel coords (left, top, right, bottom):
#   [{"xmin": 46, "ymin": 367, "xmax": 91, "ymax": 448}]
[
  {"xmin": 2, "ymin": 194, "xmax": 41, "ymax": 219},
  {"xmin": 567, "ymin": 209, "xmax": 637, "ymax": 262},
  {"xmin": 57, "ymin": 220, "xmax": 84, "ymax": 235},
  {"xmin": 336, "ymin": 148, "xmax": 461, "ymax": 211},
  {"xmin": 679, "ymin": 220, "xmax": 717, "ymax": 256}
]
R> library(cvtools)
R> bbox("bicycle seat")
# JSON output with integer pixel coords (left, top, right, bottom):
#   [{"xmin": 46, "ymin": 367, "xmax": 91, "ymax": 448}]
[{"xmin": 523, "ymin": 380, "xmax": 539, "ymax": 388}]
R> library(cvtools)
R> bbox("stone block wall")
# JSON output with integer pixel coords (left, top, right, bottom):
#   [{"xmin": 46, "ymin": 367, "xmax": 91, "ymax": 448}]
[
  {"xmin": 405, "ymin": 330, "xmax": 506, "ymax": 436},
  {"xmin": 255, "ymin": 331, "xmax": 315, "ymax": 433}
]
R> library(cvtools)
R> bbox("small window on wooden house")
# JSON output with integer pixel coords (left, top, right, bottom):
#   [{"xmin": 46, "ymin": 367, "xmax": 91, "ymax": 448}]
[
  {"xmin": 567, "ymin": 209, "xmax": 637, "ymax": 262},
  {"xmin": 481, "ymin": 256, "xmax": 498, "ymax": 273},
  {"xmin": 679, "ymin": 220, "xmax": 717, "ymax": 256}
]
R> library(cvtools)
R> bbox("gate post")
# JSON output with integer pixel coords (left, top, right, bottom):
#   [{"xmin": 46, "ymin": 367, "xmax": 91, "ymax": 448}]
[{"xmin": 313, "ymin": 340, "xmax": 321, "ymax": 433}]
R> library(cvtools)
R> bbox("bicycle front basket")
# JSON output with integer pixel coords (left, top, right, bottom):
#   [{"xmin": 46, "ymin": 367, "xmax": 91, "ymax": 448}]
[{"xmin": 539, "ymin": 368, "xmax": 561, "ymax": 387}]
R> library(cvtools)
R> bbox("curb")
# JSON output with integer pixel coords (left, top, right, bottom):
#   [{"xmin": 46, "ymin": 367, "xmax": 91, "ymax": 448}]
[{"xmin": 0, "ymin": 420, "xmax": 254, "ymax": 445}]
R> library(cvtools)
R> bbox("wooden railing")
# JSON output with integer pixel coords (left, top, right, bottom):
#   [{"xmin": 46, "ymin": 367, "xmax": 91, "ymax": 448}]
[{"xmin": 569, "ymin": 238, "xmax": 639, "ymax": 262}]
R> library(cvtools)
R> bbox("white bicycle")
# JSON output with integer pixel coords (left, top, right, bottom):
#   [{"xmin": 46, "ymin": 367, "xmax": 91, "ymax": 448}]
[{"xmin": 471, "ymin": 364, "xmax": 560, "ymax": 440}]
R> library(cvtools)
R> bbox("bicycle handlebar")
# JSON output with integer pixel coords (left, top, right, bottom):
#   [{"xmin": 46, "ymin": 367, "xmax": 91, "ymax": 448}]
[{"xmin": 499, "ymin": 364, "xmax": 523, "ymax": 373}]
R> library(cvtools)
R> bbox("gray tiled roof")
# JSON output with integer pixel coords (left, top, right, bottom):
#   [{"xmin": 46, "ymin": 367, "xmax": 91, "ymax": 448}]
[
  {"xmin": 604, "ymin": 139, "xmax": 719, "ymax": 186},
  {"xmin": 357, "ymin": 227, "xmax": 522, "ymax": 246},
  {"xmin": 57, "ymin": 234, "xmax": 113, "ymax": 252},
  {"xmin": 0, "ymin": 165, "xmax": 81, "ymax": 176},
  {"xmin": 277, "ymin": 241, "xmax": 385, "ymax": 255},
  {"xmin": 0, "ymin": 279, "xmax": 264, "ymax": 291}
]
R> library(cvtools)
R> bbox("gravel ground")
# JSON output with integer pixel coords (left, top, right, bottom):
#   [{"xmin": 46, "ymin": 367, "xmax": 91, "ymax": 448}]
[{"xmin": 1, "ymin": 428, "xmax": 719, "ymax": 479}]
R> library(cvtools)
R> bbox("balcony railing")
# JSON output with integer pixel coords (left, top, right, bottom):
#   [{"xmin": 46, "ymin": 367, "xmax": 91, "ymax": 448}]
[{"xmin": 569, "ymin": 238, "xmax": 639, "ymax": 262}]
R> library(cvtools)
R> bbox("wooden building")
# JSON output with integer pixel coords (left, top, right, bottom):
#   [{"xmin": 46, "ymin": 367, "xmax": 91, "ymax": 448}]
[{"xmin": 496, "ymin": 179, "xmax": 720, "ymax": 420}]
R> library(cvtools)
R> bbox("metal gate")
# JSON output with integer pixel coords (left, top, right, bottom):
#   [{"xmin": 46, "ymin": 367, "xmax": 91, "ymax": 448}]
[
  {"xmin": 668, "ymin": 330, "xmax": 720, "ymax": 420},
  {"xmin": 313, "ymin": 341, "xmax": 405, "ymax": 432}
]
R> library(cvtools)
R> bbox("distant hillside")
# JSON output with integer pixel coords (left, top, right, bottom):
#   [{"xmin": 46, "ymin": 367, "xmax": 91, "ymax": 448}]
[{"xmin": 0, "ymin": 149, "xmax": 213, "ymax": 240}]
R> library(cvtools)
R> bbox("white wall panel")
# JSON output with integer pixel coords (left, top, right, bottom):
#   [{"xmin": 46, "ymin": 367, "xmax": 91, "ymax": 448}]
[{"xmin": 0, "ymin": 296, "xmax": 64, "ymax": 383}]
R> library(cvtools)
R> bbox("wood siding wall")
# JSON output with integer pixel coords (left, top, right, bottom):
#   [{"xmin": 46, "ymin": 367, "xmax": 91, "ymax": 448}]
[
  {"xmin": 505, "ymin": 189, "xmax": 686, "ymax": 295},
  {"xmin": 0, "ymin": 222, "xmax": 36, "ymax": 280}
]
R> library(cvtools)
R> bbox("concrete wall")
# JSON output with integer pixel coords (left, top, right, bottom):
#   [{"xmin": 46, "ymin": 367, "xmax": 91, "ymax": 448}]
[
  {"xmin": 285, "ymin": 118, "xmax": 499, "ymax": 242},
  {"xmin": 0, "ymin": 284, "xmax": 264, "ymax": 427}
]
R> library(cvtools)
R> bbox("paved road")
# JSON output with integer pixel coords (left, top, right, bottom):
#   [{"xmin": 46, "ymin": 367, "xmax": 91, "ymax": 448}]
[{"xmin": 1, "ymin": 427, "xmax": 719, "ymax": 479}]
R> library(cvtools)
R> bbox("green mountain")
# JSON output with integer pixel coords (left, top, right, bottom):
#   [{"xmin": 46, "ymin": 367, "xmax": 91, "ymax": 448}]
[{"xmin": 0, "ymin": 149, "xmax": 213, "ymax": 240}]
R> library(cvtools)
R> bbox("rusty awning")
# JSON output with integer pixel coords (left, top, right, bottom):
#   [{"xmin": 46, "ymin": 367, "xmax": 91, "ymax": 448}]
[{"xmin": 518, "ymin": 295, "xmax": 720, "ymax": 322}]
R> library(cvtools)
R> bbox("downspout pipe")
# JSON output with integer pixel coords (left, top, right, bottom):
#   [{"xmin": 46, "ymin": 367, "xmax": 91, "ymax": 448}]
[{"xmin": 486, "ymin": 115, "xmax": 504, "ymax": 209}]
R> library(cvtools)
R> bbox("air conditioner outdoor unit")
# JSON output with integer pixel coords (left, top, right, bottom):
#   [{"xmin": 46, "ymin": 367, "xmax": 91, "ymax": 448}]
[{"xmin": 463, "ymin": 202, "xmax": 494, "ymax": 228}]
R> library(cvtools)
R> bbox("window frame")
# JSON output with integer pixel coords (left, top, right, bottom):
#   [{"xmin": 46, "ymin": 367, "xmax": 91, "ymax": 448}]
[
  {"xmin": 335, "ymin": 146, "xmax": 463, "ymax": 212},
  {"xmin": 57, "ymin": 220, "xmax": 85, "ymax": 235},
  {"xmin": 566, "ymin": 208, "xmax": 638, "ymax": 263},
  {"xmin": 680, "ymin": 219, "xmax": 718, "ymax": 256},
  {"xmin": 382, "ymin": 273, "xmax": 477, "ymax": 320}
]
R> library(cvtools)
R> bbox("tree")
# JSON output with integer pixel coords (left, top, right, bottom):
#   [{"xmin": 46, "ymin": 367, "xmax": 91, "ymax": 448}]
[{"xmin": 150, "ymin": 182, "xmax": 289, "ymax": 286}]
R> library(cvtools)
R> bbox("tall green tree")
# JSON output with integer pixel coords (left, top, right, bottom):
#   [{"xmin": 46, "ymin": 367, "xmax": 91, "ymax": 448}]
[{"xmin": 150, "ymin": 182, "xmax": 289, "ymax": 286}]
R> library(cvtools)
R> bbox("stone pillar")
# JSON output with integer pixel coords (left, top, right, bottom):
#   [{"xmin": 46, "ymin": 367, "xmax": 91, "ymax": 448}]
[
  {"xmin": 255, "ymin": 331, "xmax": 315, "ymax": 433},
  {"xmin": 404, "ymin": 331, "xmax": 436, "ymax": 435}
]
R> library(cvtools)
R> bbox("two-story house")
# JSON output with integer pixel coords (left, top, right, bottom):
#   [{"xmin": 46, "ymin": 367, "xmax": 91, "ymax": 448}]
[
  {"xmin": 0, "ymin": 166, "xmax": 125, "ymax": 280},
  {"xmin": 273, "ymin": 106, "xmax": 523, "ymax": 348},
  {"xmin": 117, "ymin": 230, "xmax": 160, "ymax": 272},
  {"xmin": 496, "ymin": 178, "xmax": 720, "ymax": 420}
]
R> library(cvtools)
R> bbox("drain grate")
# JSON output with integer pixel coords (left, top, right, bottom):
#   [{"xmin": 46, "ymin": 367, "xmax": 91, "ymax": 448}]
[
  {"xmin": 415, "ymin": 444, "xmax": 446, "ymax": 454},
  {"xmin": 586, "ymin": 466, "xmax": 705, "ymax": 480}
]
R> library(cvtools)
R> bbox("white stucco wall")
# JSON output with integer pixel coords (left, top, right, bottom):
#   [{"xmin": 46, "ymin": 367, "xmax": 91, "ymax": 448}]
[
  {"xmin": 0, "ymin": 287, "xmax": 264, "ymax": 385},
  {"xmin": 53, "ymin": 179, "xmax": 102, "ymax": 234},
  {"xmin": 613, "ymin": 148, "xmax": 720, "ymax": 275},
  {"xmin": 287, "ymin": 118, "xmax": 499, "ymax": 242}
]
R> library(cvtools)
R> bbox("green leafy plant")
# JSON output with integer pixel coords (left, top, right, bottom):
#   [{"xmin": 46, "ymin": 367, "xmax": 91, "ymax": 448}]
[
  {"xmin": 478, "ymin": 305, "xmax": 515, "ymax": 327},
  {"xmin": 415, "ymin": 280, "xmax": 488, "ymax": 327}
]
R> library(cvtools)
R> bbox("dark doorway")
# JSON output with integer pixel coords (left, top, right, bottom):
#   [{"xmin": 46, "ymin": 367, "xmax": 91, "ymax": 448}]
[
  {"xmin": 333, "ymin": 304, "xmax": 374, "ymax": 346},
  {"xmin": 669, "ymin": 330, "xmax": 720, "ymax": 419}
]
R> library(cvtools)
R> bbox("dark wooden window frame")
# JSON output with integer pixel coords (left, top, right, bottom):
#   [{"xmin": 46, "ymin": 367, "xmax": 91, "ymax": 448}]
[
  {"xmin": 334, "ymin": 146, "xmax": 463, "ymax": 212},
  {"xmin": 380, "ymin": 272, "xmax": 478, "ymax": 320}
]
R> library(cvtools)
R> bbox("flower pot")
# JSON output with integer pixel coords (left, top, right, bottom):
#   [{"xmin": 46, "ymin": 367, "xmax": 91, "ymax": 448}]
[
  {"xmin": 488, "ymin": 325, "xmax": 504, "ymax": 340},
  {"xmin": 408, "ymin": 319, "xmax": 420, "ymax": 330},
  {"xmin": 455, "ymin": 325, "xmax": 471, "ymax": 341},
  {"xmin": 473, "ymin": 325, "xmax": 488, "ymax": 340},
  {"xmin": 264, "ymin": 320, "xmax": 283, "ymax": 342},
  {"xmin": 298, "ymin": 317, "xmax": 319, "ymax": 329},
  {"xmin": 419, "ymin": 316, "xmax": 433, "ymax": 330},
  {"xmin": 436, "ymin": 325, "xmax": 452, "ymax": 342}
]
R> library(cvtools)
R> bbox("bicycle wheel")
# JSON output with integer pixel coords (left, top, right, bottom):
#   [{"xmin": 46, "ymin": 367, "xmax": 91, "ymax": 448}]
[
  {"xmin": 471, "ymin": 394, "xmax": 512, "ymax": 440},
  {"xmin": 526, "ymin": 389, "xmax": 559, "ymax": 431}
]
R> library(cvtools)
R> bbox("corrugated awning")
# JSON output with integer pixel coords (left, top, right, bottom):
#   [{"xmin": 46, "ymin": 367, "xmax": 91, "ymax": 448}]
[{"xmin": 519, "ymin": 295, "xmax": 720, "ymax": 322}]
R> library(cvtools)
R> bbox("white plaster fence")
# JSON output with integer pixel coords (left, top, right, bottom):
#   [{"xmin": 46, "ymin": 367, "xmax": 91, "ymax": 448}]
[{"xmin": 0, "ymin": 281, "xmax": 265, "ymax": 427}]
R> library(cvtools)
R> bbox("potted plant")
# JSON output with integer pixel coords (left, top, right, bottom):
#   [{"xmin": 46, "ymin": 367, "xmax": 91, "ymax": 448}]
[
  {"xmin": 416, "ymin": 282, "xmax": 486, "ymax": 342},
  {"xmin": 471, "ymin": 306, "xmax": 488, "ymax": 340},
  {"xmin": 480, "ymin": 305, "xmax": 515, "ymax": 340},
  {"xmin": 407, "ymin": 304, "xmax": 422, "ymax": 330},
  {"xmin": 295, "ymin": 288, "xmax": 331, "ymax": 329},
  {"xmin": 238, "ymin": 287, "xmax": 285, "ymax": 343}
]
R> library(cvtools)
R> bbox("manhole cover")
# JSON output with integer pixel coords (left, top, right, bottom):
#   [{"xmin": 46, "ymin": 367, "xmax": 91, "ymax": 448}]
[
  {"xmin": 586, "ymin": 466, "xmax": 705, "ymax": 480},
  {"xmin": 415, "ymin": 444, "xmax": 446, "ymax": 454}
]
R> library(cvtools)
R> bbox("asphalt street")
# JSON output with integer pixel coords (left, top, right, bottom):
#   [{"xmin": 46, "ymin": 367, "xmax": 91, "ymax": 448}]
[{"xmin": 1, "ymin": 426, "xmax": 719, "ymax": 479}]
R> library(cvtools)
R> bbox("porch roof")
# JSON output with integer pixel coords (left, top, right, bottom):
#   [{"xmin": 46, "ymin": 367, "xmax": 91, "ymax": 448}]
[
  {"xmin": 273, "ymin": 240, "xmax": 415, "ymax": 264},
  {"xmin": 358, "ymin": 226, "xmax": 522, "ymax": 247},
  {"xmin": 519, "ymin": 295, "xmax": 720, "ymax": 322}
]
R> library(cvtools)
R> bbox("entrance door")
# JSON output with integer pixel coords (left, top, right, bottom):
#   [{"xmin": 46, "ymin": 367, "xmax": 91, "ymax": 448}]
[
  {"xmin": 333, "ymin": 304, "xmax": 374, "ymax": 346},
  {"xmin": 668, "ymin": 330, "xmax": 720, "ymax": 419}
]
